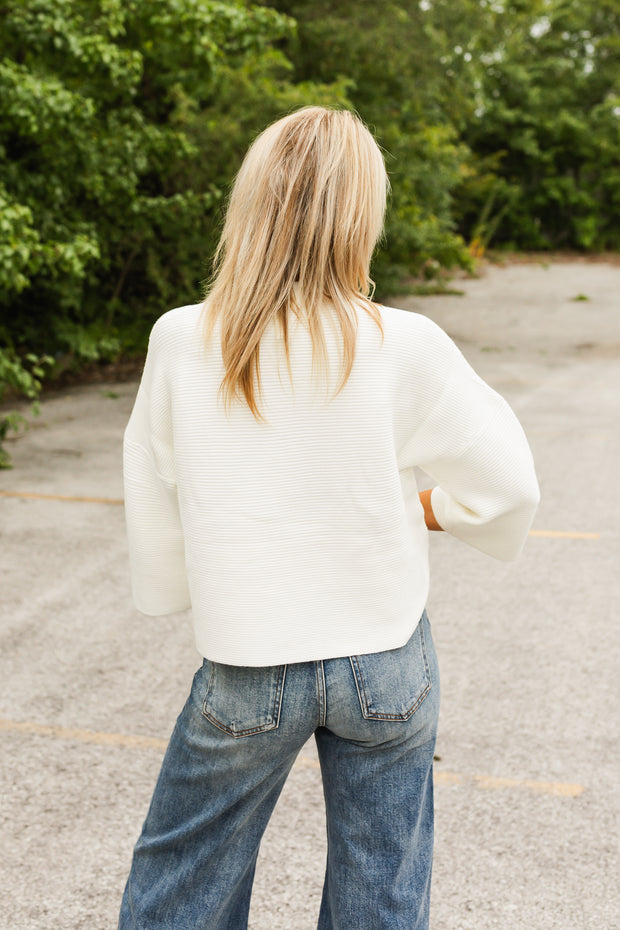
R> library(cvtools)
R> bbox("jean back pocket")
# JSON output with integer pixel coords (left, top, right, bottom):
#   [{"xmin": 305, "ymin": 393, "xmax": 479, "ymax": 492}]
[
  {"xmin": 201, "ymin": 660, "xmax": 287, "ymax": 738},
  {"xmin": 350, "ymin": 613, "xmax": 432, "ymax": 721}
]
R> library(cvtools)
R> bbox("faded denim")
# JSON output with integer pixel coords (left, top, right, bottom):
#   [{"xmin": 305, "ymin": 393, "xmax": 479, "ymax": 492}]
[{"xmin": 118, "ymin": 611, "xmax": 440, "ymax": 929}]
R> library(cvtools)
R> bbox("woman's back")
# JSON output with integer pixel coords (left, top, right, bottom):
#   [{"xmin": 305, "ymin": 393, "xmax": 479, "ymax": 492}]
[{"xmin": 124, "ymin": 299, "xmax": 538, "ymax": 664}]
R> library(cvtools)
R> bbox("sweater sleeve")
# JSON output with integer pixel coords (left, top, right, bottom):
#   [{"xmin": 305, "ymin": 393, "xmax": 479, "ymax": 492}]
[
  {"xmin": 425, "ymin": 402, "xmax": 540, "ymax": 561},
  {"xmin": 399, "ymin": 319, "xmax": 540, "ymax": 561},
  {"xmin": 123, "ymin": 321, "xmax": 191, "ymax": 615}
]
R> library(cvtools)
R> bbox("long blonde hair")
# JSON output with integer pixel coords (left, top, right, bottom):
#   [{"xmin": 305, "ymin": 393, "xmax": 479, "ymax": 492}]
[{"xmin": 203, "ymin": 106, "xmax": 388, "ymax": 419}]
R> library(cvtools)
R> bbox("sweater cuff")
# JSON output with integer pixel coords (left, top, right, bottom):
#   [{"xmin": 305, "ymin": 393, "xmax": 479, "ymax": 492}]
[{"xmin": 430, "ymin": 482, "xmax": 539, "ymax": 562}]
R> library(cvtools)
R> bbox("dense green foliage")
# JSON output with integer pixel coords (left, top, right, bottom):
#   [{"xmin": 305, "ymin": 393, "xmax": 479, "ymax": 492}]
[
  {"xmin": 1, "ymin": 0, "xmax": 619, "ymax": 462},
  {"xmin": 446, "ymin": 0, "xmax": 620, "ymax": 250},
  {"xmin": 0, "ymin": 0, "xmax": 340, "ymax": 354}
]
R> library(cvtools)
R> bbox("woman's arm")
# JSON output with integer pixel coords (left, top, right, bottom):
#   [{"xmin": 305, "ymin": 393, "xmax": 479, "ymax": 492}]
[
  {"xmin": 123, "ymin": 318, "xmax": 191, "ymax": 615},
  {"xmin": 419, "ymin": 488, "xmax": 443, "ymax": 531},
  {"xmin": 397, "ymin": 315, "xmax": 539, "ymax": 560}
]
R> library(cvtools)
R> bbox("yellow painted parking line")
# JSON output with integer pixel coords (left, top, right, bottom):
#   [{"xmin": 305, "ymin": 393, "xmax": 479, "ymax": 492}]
[
  {"xmin": 0, "ymin": 490, "xmax": 123, "ymax": 505},
  {"xmin": 433, "ymin": 769, "xmax": 584, "ymax": 798},
  {"xmin": 1, "ymin": 717, "xmax": 584, "ymax": 798},
  {"xmin": 0, "ymin": 718, "xmax": 166, "ymax": 751}
]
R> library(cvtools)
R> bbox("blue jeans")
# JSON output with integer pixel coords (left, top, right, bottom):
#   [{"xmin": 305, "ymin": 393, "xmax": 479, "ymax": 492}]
[{"xmin": 118, "ymin": 611, "xmax": 440, "ymax": 930}]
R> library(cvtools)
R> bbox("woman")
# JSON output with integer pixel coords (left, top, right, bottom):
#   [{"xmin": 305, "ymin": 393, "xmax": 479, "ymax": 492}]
[{"xmin": 119, "ymin": 106, "xmax": 539, "ymax": 929}]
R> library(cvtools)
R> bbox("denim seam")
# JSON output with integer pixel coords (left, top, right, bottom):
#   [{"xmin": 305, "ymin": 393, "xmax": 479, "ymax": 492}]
[
  {"xmin": 315, "ymin": 660, "xmax": 327, "ymax": 727},
  {"xmin": 275, "ymin": 664, "xmax": 288, "ymax": 728},
  {"xmin": 349, "ymin": 655, "xmax": 370, "ymax": 716}
]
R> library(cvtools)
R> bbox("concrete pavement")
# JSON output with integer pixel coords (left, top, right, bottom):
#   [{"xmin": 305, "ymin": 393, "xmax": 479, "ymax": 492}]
[{"xmin": 1, "ymin": 260, "xmax": 619, "ymax": 929}]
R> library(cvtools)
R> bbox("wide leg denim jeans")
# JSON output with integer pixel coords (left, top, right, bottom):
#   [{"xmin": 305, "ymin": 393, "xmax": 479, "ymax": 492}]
[{"xmin": 118, "ymin": 611, "xmax": 440, "ymax": 930}]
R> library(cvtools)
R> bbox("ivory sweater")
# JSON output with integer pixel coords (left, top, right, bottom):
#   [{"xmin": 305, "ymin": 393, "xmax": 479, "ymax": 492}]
[{"xmin": 124, "ymin": 302, "xmax": 539, "ymax": 665}]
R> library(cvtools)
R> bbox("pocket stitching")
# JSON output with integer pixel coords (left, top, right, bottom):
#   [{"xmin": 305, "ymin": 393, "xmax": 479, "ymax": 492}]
[
  {"xmin": 350, "ymin": 621, "xmax": 432, "ymax": 721},
  {"xmin": 201, "ymin": 663, "xmax": 287, "ymax": 738}
]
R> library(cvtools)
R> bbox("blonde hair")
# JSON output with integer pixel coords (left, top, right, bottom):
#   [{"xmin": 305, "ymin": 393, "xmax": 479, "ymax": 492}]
[{"xmin": 203, "ymin": 106, "xmax": 388, "ymax": 419}]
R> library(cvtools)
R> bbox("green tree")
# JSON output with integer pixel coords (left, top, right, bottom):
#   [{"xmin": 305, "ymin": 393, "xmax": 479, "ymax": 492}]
[{"xmin": 446, "ymin": 0, "xmax": 620, "ymax": 250}]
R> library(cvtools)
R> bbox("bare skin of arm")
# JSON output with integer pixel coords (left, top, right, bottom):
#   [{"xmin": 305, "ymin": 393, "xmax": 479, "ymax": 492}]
[{"xmin": 419, "ymin": 488, "xmax": 443, "ymax": 531}]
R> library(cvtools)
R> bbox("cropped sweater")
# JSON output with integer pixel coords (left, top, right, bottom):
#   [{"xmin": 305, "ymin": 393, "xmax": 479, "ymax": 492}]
[{"xmin": 123, "ymin": 302, "xmax": 539, "ymax": 665}]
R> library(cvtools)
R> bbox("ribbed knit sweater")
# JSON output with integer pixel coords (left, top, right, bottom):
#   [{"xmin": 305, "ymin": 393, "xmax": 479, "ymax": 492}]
[{"xmin": 123, "ymin": 302, "xmax": 539, "ymax": 665}]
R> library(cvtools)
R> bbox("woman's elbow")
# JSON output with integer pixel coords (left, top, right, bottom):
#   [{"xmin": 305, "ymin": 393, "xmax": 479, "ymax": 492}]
[{"xmin": 493, "ymin": 478, "xmax": 541, "ymax": 560}]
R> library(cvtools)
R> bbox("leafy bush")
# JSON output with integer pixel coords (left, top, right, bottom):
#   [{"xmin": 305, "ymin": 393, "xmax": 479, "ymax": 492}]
[
  {"xmin": 442, "ymin": 0, "xmax": 620, "ymax": 250},
  {"xmin": 0, "ymin": 347, "xmax": 52, "ymax": 468}
]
